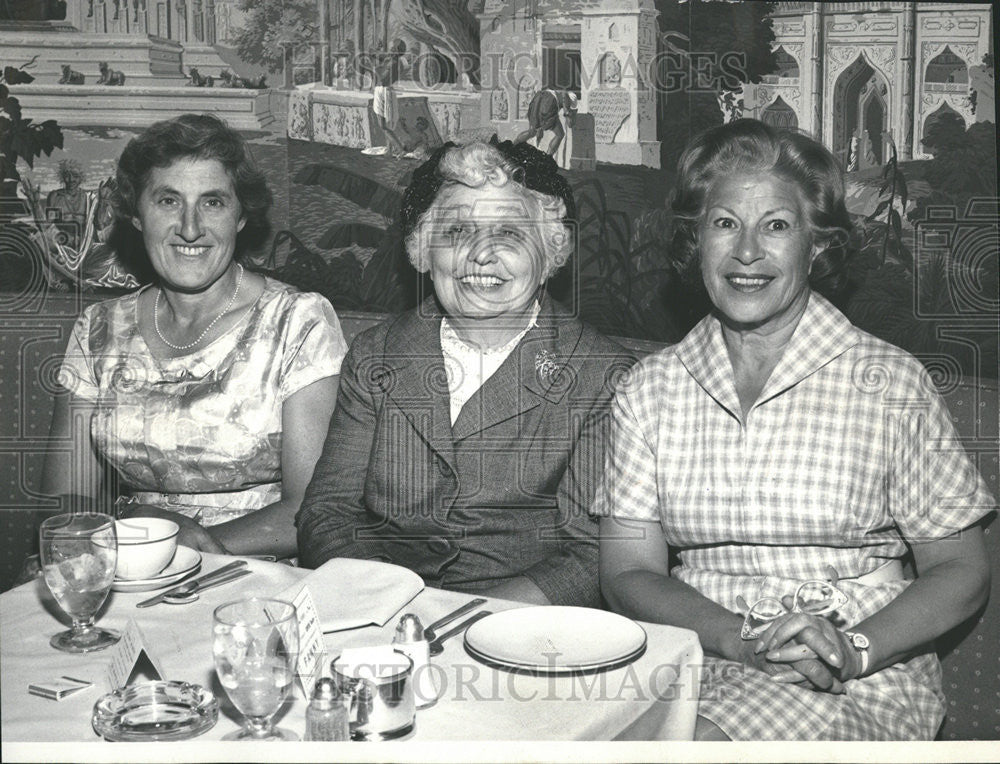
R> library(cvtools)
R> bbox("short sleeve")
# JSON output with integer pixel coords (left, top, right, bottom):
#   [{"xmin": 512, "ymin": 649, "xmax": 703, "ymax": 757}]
[
  {"xmin": 590, "ymin": 373, "xmax": 662, "ymax": 523},
  {"xmin": 888, "ymin": 364, "xmax": 996, "ymax": 543},
  {"xmin": 57, "ymin": 310, "xmax": 100, "ymax": 402},
  {"xmin": 277, "ymin": 293, "xmax": 349, "ymax": 401}
]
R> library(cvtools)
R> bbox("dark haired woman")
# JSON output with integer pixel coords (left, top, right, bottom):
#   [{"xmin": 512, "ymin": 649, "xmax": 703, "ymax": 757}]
[
  {"xmin": 43, "ymin": 114, "xmax": 347, "ymax": 558},
  {"xmin": 298, "ymin": 139, "xmax": 634, "ymax": 605},
  {"xmin": 595, "ymin": 120, "xmax": 993, "ymax": 739}
]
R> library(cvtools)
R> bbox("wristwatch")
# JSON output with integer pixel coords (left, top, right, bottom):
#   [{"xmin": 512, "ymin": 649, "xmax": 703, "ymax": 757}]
[{"xmin": 843, "ymin": 631, "xmax": 870, "ymax": 676}]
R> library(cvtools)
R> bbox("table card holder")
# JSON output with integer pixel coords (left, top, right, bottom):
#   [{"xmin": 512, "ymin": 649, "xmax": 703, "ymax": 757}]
[
  {"xmin": 106, "ymin": 618, "xmax": 166, "ymax": 690},
  {"xmin": 291, "ymin": 585, "xmax": 324, "ymax": 700}
]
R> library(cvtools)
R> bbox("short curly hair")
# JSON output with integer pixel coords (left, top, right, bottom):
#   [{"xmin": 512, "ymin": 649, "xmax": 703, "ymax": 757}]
[
  {"xmin": 401, "ymin": 139, "xmax": 575, "ymax": 279},
  {"xmin": 670, "ymin": 119, "xmax": 853, "ymax": 298},
  {"xmin": 57, "ymin": 159, "xmax": 85, "ymax": 187},
  {"xmin": 113, "ymin": 113, "xmax": 271, "ymax": 259}
]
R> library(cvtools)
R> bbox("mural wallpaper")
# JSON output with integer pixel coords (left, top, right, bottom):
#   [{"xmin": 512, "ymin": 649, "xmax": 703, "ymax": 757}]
[
  {"xmin": 1, "ymin": 0, "xmax": 998, "ymax": 740},
  {"xmin": 1, "ymin": 0, "xmax": 997, "ymax": 379}
]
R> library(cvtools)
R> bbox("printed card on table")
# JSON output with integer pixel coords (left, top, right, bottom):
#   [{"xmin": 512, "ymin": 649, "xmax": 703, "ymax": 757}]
[
  {"xmin": 292, "ymin": 585, "xmax": 325, "ymax": 699},
  {"xmin": 106, "ymin": 618, "xmax": 165, "ymax": 690}
]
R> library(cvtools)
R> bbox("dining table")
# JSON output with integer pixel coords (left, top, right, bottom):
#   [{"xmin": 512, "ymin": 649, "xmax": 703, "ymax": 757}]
[{"xmin": 2, "ymin": 552, "xmax": 703, "ymax": 757}]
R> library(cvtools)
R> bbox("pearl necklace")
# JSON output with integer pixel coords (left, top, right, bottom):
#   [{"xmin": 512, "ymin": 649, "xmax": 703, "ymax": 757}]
[{"xmin": 153, "ymin": 263, "xmax": 244, "ymax": 351}]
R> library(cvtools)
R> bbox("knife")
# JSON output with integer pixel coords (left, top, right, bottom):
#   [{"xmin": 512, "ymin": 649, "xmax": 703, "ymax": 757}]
[
  {"xmin": 423, "ymin": 597, "xmax": 488, "ymax": 641},
  {"xmin": 136, "ymin": 560, "xmax": 249, "ymax": 608}
]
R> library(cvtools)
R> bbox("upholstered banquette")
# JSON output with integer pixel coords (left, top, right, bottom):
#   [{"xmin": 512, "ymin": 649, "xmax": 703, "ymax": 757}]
[{"xmin": 1, "ymin": 289, "xmax": 996, "ymax": 739}]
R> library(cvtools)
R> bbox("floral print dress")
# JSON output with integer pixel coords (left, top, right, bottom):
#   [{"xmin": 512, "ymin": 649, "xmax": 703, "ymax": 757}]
[{"xmin": 58, "ymin": 277, "xmax": 348, "ymax": 526}]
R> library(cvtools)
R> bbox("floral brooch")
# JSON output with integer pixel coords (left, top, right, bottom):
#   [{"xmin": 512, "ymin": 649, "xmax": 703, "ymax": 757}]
[{"xmin": 534, "ymin": 349, "xmax": 562, "ymax": 384}]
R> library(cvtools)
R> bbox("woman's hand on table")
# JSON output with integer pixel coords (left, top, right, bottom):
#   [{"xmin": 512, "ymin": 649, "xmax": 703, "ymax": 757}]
[{"xmin": 120, "ymin": 505, "xmax": 229, "ymax": 555}]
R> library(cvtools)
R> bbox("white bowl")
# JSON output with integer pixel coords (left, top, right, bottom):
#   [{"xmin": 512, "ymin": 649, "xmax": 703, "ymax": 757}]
[{"xmin": 114, "ymin": 518, "xmax": 179, "ymax": 580}]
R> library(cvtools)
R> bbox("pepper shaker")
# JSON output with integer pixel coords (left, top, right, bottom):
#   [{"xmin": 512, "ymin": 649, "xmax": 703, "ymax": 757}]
[
  {"xmin": 393, "ymin": 613, "xmax": 438, "ymax": 709},
  {"xmin": 305, "ymin": 677, "xmax": 351, "ymax": 741}
]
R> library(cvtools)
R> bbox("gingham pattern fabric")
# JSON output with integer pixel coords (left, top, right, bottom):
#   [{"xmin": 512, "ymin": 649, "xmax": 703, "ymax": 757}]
[{"xmin": 592, "ymin": 292, "xmax": 995, "ymax": 740}]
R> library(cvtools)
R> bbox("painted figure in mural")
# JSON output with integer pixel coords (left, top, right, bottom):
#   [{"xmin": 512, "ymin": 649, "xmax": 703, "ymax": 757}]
[
  {"xmin": 46, "ymin": 160, "xmax": 88, "ymax": 248},
  {"xmin": 58, "ymin": 65, "xmax": 85, "ymax": 85},
  {"xmin": 596, "ymin": 119, "xmax": 992, "ymax": 741},
  {"xmin": 847, "ymin": 130, "xmax": 859, "ymax": 172},
  {"xmin": 219, "ymin": 70, "xmax": 267, "ymax": 89},
  {"xmin": 97, "ymin": 61, "xmax": 126, "ymax": 85},
  {"xmin": 37, "ymin": 163, "xmax": 136, "ymax": 289},
  {"xmin": 298, "ymin": 139, "xmax": 636, "ymax": 606},
  {"xmin": 862, "ymin": 128, "xmax": 876, "ymax": 167},
  {"xmin": 186, "ymin": 67, "xmax": 214, "ymax": 87},
  {"xmin": 515, "ymin": 88, "xmax": 579, "ymax": 156},
  {"xmin": 369, "ymin": 67, "xmax": 406, "ymax": 157},
  {"xmin": 43, "ymin": 114, "xmax": 348, "ymax": 559}
]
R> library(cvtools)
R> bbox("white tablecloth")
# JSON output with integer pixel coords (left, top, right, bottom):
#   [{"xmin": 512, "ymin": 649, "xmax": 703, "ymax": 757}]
[{"xmin": 1, "ymin": 554, "xmax": 701, "ymax": 751}]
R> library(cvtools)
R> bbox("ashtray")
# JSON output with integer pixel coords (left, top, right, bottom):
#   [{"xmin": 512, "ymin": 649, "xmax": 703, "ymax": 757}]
[{"xmin": 92, "ymin": 680, "xmax": 218, "ymax": 741}]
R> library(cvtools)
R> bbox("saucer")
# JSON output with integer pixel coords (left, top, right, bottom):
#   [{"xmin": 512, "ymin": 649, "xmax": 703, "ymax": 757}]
[{"xmin": 112, "ymin": 546, "xmax": 201, "ymax": 593}]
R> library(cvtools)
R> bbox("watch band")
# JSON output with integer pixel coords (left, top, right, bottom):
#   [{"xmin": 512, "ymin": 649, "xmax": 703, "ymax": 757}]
[{"xmin": 844, "ymin": 631, "xmax": 870, "ymax": 675}]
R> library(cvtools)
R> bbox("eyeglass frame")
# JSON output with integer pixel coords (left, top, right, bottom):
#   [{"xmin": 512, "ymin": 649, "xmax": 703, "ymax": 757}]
[{"xmin": 739, "ymin": 580, "xmax": 851, "ymax": 640}]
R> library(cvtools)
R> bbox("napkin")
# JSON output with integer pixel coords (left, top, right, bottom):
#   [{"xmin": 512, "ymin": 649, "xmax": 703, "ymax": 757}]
[{"xmin": 276, "ymin": 558, "xmax": 424, "ymax": 633}]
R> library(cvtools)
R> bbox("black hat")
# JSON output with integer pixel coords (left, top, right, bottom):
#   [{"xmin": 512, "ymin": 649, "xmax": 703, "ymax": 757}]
[{"xmin": 399, "ymin": 135, "xmax": 576, "ymax": 237}]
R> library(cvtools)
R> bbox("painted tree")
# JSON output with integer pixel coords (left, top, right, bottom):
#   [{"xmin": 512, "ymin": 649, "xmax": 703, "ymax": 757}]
[
  {"xmin": 655, "ymin": 0, "xmax": 777, "ymax": 171},
  {"xmin": 232, "ymin": 0, "xmax": 318, "ymax": 74},
  {"xmin": 386, "ymin": 0, "xmax": 479, "ymax": 83},
  {"xmin": 1, "ymin": 60, "xmax": 62, "ymax": 200}
]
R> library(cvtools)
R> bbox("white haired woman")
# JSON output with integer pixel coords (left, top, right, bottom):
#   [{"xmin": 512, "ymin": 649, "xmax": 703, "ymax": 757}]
[{"xmin": 297, "ymin": 138, "xmax": 635, "ymax": 606}]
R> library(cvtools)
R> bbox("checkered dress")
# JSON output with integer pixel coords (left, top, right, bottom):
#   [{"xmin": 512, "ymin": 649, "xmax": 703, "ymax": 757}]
[{"xmin": 592, "ymin": 293, "xmax": 995, "ymax": 740}]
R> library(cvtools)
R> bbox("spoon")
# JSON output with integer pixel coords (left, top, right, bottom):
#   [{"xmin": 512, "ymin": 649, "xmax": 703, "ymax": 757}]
[
  {"xmin": 429, "ymin": 611, "xmax": 492, "ymax": 656},
  {"xmin": 162, "ymin": 569, "xmax": 253, "ymax": 604}
]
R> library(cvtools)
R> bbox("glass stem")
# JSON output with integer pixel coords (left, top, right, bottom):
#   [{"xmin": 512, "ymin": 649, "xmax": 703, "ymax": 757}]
[
  {"xmin": 246, "ymin": 717, "xmax": 274, "ymax": 738},
  {"xmin": 72, "ymin": 615, "xmax": 96, "ymax": 634}
]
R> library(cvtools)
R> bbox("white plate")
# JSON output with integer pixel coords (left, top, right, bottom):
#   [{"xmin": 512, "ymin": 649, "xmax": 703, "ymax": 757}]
[
  {"xmin": 464, "ymin": 606, "xmax": 647, "ymax": 673},
  {"xmin": 112, "ymin": 546, "xmax": 202, "ymax": 593}
]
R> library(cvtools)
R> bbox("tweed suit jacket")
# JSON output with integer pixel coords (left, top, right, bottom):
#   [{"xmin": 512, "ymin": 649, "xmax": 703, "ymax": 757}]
[{"xmin": 297, "ymin": 296, "xmax": 635, "ymax": 606}]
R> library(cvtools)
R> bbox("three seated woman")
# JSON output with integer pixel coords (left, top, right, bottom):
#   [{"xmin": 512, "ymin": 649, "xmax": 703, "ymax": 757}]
[{"xmin": 44, "ymin": 114, "xmax": 993, "ymax": 741}]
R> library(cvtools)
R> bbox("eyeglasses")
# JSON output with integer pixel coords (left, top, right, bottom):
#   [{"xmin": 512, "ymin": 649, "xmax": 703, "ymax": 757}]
[{"xmin": 738, "ymin": 580, "xmax": 851, "ymax": 640}]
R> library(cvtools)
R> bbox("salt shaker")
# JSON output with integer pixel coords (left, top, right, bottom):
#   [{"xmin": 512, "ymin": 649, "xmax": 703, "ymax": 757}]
[
  {"xmin": 393, "ymin": 613, "xmax": 438, "ymax": 709},
  {"xmin": 305, "ymin": 677, "xmax": 351, "ymax": 741}
]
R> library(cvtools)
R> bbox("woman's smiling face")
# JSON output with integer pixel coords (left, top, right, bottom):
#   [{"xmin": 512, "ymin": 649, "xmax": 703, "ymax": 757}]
[
  {"xmin": 699, "ymin": 170, "xmax": 817, "ymax": 335},
  {"xmin": 422, "ymin": 181, "xmax": 548, "ymax": 321},
  {"xmin": 133, "ymin": 157, "xmax": 246, "ymax": 293}
]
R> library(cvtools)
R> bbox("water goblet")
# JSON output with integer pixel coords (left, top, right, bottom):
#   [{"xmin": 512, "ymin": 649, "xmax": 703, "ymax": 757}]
[
  {"xmin": 213, "ymin": 598, "xmax": 299, "ymax": 741},
  {"xmin": 39, "ymin": 513, "xmax": 120, "ymax": 653}
]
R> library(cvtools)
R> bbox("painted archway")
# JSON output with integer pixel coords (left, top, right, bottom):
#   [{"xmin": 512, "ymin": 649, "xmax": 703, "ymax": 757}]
[
  {"xmin": 920, "ymin": 101, "xmax": 967, "ymax": 156},
  {"xmin": 773, "ymin": 46, "xmax": 800, "ymax": 78},
  {"xmin": 833, "ymin": 55, "xmax": 890, "ymax": 171},
  {"xmin": 761, "ymin": 95, "xmax": 798, "ymax": 129},
  {"xmin": 925, "ymin": 46, "xmax": 969, "ymax": 84}
]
